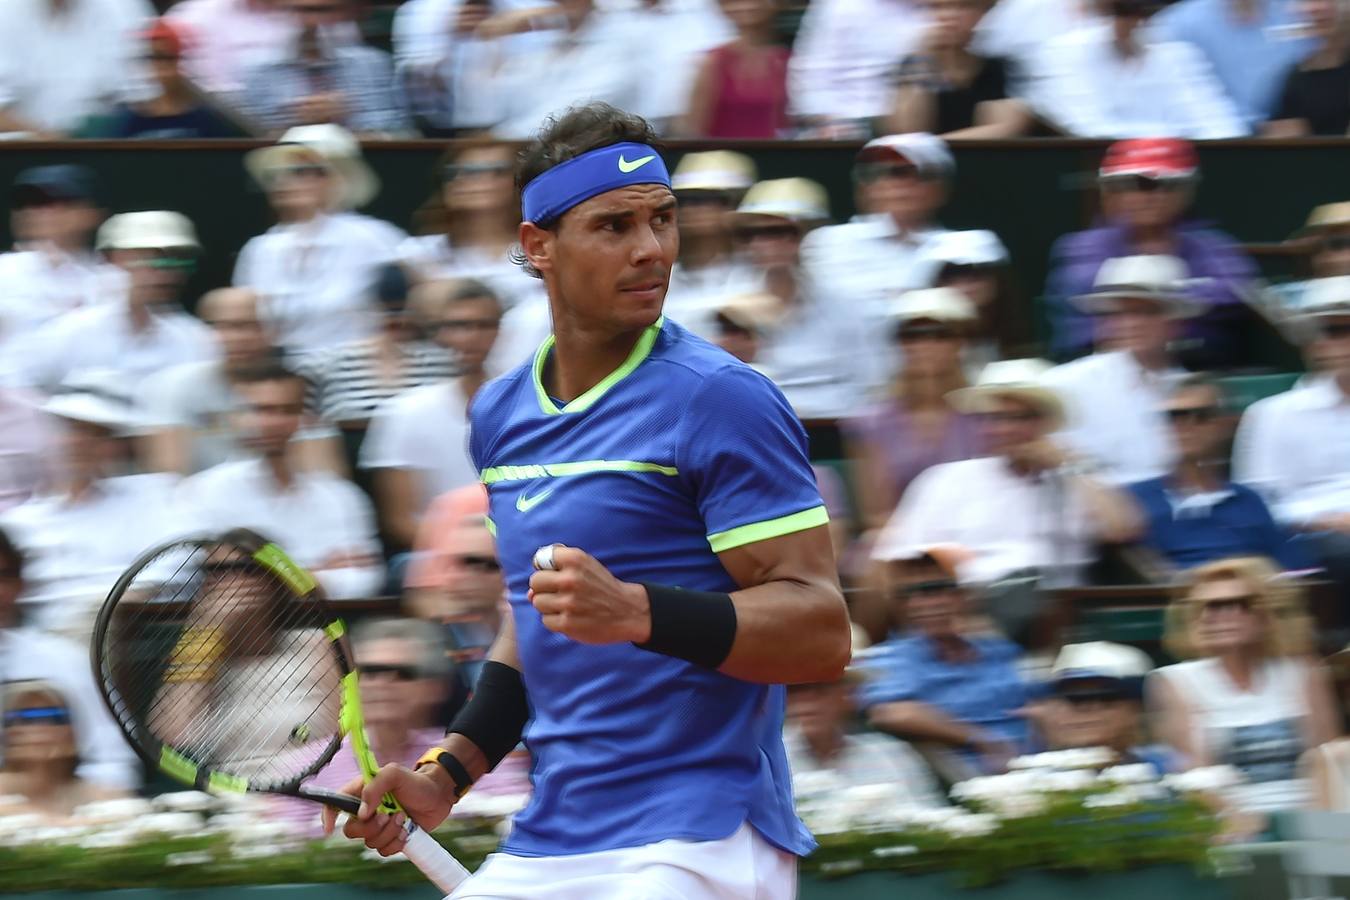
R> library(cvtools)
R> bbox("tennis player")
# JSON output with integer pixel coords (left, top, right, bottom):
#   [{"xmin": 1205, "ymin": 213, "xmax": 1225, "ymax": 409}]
[{"xmin": 323, "ymin": 102, "xmax": 851, "ymax": 899}]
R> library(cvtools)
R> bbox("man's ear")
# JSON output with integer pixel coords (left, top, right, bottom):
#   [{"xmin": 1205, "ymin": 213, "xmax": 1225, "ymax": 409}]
[{"xmin": 519, "ymin": 221, "xmax": 554, "ymax": 276}]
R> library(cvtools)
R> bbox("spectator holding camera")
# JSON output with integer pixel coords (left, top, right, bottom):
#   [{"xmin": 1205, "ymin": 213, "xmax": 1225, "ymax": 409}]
[{"xmin": 1043, "ymin": 139, "xmax": 1258, "ymax": 366}]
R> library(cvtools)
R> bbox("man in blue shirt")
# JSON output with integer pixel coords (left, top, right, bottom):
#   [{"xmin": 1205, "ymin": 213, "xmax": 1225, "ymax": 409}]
[
  {"xmin": 327, "ymin": 103, "xmax": 851, "ymax": 898},
  {"xmin": 1127, "ymin": 375, "xmax": 1310, "ymax": 574},
  {"xmin": 862, "ymin": 548, "xmax": 1030, "ymax": 778}
]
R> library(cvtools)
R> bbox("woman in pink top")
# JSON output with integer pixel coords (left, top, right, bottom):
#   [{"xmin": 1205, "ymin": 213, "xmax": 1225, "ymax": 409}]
[{"xmin": 683, "ymin": 0, "xmax": 791, "ymax": 138}]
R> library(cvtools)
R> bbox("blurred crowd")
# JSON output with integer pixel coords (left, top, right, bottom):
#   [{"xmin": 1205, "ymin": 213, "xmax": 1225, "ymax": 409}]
[
  {"xmin": 1, "ymin": 0, "xmax": 1349, "ymax": 139},
  {"xmin": 0, "ymin": 110, "xmax": 1349, "ymax": 852}
]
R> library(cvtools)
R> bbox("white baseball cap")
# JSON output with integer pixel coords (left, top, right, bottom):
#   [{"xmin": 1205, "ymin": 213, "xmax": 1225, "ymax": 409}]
[
  {"xmin": 858, "ymin": 132, "xmax": 955, "ymax": 179},
  {"xmin": 96, "ymin": 211, "xmax": 199, "ymax": 253},
  {"xmin": 886, "ymin": 287, "xmax": 977, "ymax": 327},
  {"xmin": 1295, "ymin": 275, "xmax": 1350, "ymax": 319},
  {"xmin": 1051, "ymin": 641, "xmax": 1154, "ymax": 695}
]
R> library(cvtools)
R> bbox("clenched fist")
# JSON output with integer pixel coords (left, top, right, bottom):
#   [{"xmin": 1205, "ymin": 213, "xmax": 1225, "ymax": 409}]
[{"xmin": 528, "ymin": 545, "xmax": 652, "ymax": 644}]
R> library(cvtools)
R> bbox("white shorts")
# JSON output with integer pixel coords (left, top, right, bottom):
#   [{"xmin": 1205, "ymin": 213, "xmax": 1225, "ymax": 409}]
[{"xmin": 447, "ymin": 823, "xmax": 797, "ymax": 900}]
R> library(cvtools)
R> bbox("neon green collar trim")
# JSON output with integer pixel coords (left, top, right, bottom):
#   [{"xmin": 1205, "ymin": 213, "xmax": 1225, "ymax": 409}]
[{"xmin": 532, "ymin": 317, "xmax": 664, "ymax": 415}]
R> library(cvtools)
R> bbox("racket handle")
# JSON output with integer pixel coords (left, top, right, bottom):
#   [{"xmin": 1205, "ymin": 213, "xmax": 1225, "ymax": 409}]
[{"xmin": 401, "ymin": 823, "xmax": 471, "ymax": 895}]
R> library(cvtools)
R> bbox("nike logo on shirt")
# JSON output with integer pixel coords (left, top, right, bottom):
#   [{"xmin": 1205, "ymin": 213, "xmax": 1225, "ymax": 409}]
[
  {"xmin": 617, "ymin": 154, "xmax": 656, "ymax": 174},
  {"xmin": 516, "ymin": 486, "xmax": 555, "ymax": 513}
]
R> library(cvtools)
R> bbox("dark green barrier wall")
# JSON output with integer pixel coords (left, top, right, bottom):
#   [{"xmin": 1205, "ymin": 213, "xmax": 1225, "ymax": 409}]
[{"xmin": 0, "ymin": 139, "xmax": 1340, "ymax": 357}]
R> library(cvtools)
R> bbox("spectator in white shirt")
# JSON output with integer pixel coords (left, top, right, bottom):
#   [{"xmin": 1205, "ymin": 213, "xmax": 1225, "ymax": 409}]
[
  {"xmin": 17, "ymin": 211, "xmax": 216, "ymax": 393},
  {"xmin": 235, "ymin": 125, "xmax": 407, "ymax": 358},
  {"xmin": 0, "ymin": 167, "xmax": 124, "ymax": 383},
  {"xmin": 0, "ymin": 372, "xmax": 183, "ymax": 642},
  {"xmin": 662, "ymin": 151, "xmax": 758, "ymax": 338},
  {"xmin": 0, "ymin": 388, "xmax": 56, "ymax": 513},
  {"xmin": 362, "ymin": 279, "xmax": 502, "ymax": 551},
  {"xmin": 1044, "ymin": 255, "xmax": 1197, "ymax": 485},
  {"xmin": 1234, "ymin": 278, "xmax": 1350, "ymax": 596},
  {"xmin": 1031, "ymin": 0, "xmax": 1247, "ymax": 138},
  {"xmin": 788, "ymin": 0, "xmax": 926, "ymax": 136},
  {"xmin": 0, "ymin": 0, "xmax": 155, "ymax": 137},
  {"xmin": 874, "ymin": 358, "xmax": 1142, "ymax": 586},
  {"xmin": 727, "ymin": 178, "xmax": 881, "ymax": 417},
  {"xmin": 139, "ymin": 287, "xmax": 342, "ymax": 475},
  {"xmin": 178, "ymin": 360, "xmax": 384, "ymax": 600},
  {"xmin": 800, "ymin": 133, "xmax": 955, "ymax": 326},
  {"xmin": 0, "ymin": 528, "xmax": 138, "ymax": 791}
]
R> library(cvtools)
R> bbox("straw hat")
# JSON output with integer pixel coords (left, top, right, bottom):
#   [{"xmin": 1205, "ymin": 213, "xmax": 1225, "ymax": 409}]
[
  {"xmin": 714, "ymin": 291, "xmax": 784, "ymax": 332},
  {"xmin": 1070, "ymin": 255, "xmax": 1202, "ymax": 318},
  {"xmin": 734, "ymin": 178, "xmax": 830, "ymax": 225},
  {"xmin": 886, "ymin": 287, "xmax": 977, "ymax": 327},
  {"xmin": 670, "ymin": 151, "xmax": 756, "ymax": 194},
  {"xmin": 1298, "ymin": 201, "xmax": 1350, "ymax": 237},
  {"xmin": 947, "ymin": 358, "xmax": 1065, "ymax": 427},
  {"xmin": 244, "ymin": 124, "xmax": 379, "ymax": 210},
  {"xmin": 1295, "ymin": 275, "xmax": 1350, "ymax": 320},
  {"xmin": 96, "ymin": 211, "xmax": 199, "ymax": 252}
]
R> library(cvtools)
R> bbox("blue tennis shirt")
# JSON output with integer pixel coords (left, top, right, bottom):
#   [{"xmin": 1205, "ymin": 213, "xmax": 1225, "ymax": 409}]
[{"xmin": 469, "ymin": 316, "xmax": 826, "ymax": 858}]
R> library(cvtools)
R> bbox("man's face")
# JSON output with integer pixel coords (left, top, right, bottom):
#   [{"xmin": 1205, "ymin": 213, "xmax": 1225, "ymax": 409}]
[
  {"xmin": 1098, "ymin": 295, "xmax": 1175, "ymax": 358},
  {"xmin": 357, "ymin": 637, "xmax": 439, "ymax": 732},
  {"xmin": 675, "ymin": 190, "xmax": 734, "ymax": 242},
  {"xmin": 108, "ymin": 248, "xmax": 194, "ymax": 306},
  {"xmin": 442, "ymin": 146, "xmax": 517, "ymax": 216},
  {"xmin": 1164, "ymin": 385, "xmax": 1224, "ymax": 463},
  {"xmin": 145, "ymin": 36, "xmax": 183, "ymax": 89},
  {"xmin": 204, "ymin": 291, "xmax": 269, "ymax": 366},
  {"xmin": 1101, "ymin": 175, "xmax": 1190, "ymax": 230},
  {"xmin": 1300, "ymin": 0, "xmax": 1341, "ymax": 37},
  {"xmin": 736, "ymin": 216, "xmax": 803, "ymax": 270},
  {"xmin": 1313, "ymin": 314, "xmax": 1350, "ymax": 379},
  {"xmin": 3, "ymin": 691, "xmax": 77, "ymax": 768},
  {"xmin": 787, "ymin": 680, "xmax": 851, "ymax": 742},
  {"xmin": 894, "ymin": 564, "xmax": 965, "ymax": 639},
  {"xmin": 980, "ymin": 396, "xmax": 1048, "ymax": 456},
  {"xmin": 855, "ymin": 156, "xmax": 945, "ymax": 230},
  {"xmin": 60, "ymin": 419, "xmax": 121, "ymax": 478},
  {"xmin": 290, "ymin": 0, "xmax": 348, "ymax": 30},
  {"xmin": 1312, "ymin": 229, "xmax": 1350, "ymax": 278},
  {"xmin": 237, "ymin": 378, "xmax": 304, "ymax": 457},
  {"xmin": 445, "ymin": 522, "xmax": 504, "ymax": 621},
  {"xmin": 529, "ymin": 183, "xmax": 679, "ymax": 334},
  {"xmin": 264, "ymin": 160, "xmax": 332, "ymax": 220},
  {"xmin": 1050, "ymin": 679, "xmax": 1138, "ymax": 751},
  {"xmin": 433, "ymin": 296, "xmax": 501, "ymax": 371},
  {"xmin": 14, "ymin": 196, "xmax": 100, "ymax": 248}
]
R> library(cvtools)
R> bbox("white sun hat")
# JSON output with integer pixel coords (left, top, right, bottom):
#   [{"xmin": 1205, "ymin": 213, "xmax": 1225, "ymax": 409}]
[
  {"xmin": 244, "ymin": 124, "xmax": 380, "ymax": 210},
  {"xmin": 96, "ymin": 211, "xmax": 199, "ymax": 252},
  {"xmin": 1071, "ymin": 255, "xmax": 1202, "ymax": 318},
  {"xmin": 947, "ymin": 358, "xmax": 1065, "ymax": 427}
]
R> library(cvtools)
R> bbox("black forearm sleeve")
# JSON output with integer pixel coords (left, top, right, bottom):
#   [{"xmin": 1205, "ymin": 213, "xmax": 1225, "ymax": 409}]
[
  {"xmin": 448, "ymin": 660, "xmax": 529, "ymax": 772},
  {"xmin": 634, "ymin": 582, "xmax": 738, "ymax": 670}
]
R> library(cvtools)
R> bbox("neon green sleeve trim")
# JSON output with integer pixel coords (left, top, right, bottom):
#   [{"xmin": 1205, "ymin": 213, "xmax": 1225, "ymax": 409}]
[
  {"xmin": 485, "ymin": 516, "xmax": 497, "ymax": 537},
  {"xmin": 706, "ymin": 505, "xmax": 830, "ymax": 553}
]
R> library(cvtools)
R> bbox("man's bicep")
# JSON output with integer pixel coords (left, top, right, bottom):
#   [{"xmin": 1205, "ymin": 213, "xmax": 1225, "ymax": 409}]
[{"xmin": 716, "ymin": 523, "xmax": 838, "ymax": 592}]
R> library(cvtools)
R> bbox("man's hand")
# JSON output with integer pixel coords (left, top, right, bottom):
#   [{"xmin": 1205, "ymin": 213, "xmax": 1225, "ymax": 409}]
[
  {"xmin": 527, "ymin": 545, "xmax": 651, "ymax": 644},
  {"xmin": 1008, "ymin": 438, "xmax": 1070, "ymax": 475},
  {"xmin": 320, "ymin": 764, "xmax": 457, "ymax": 856}
]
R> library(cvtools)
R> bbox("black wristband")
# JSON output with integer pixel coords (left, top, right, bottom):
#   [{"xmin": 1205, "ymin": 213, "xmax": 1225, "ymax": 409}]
[
  {"xmin": 434, "ymin": 750, "xmax": 474, "ymax": 798},
  {"xmin": 634, "ymin": 583, "xmax": 738, "ymax": 670},
  {"xmin": 448, "ymin": 660, "xmax": 530, "ymax": 772}
]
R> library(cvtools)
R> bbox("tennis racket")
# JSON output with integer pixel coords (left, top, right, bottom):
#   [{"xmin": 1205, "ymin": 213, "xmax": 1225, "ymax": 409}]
[{"xmin": 89, "ymin": 528, "xmax": 469, "ymax": 894}]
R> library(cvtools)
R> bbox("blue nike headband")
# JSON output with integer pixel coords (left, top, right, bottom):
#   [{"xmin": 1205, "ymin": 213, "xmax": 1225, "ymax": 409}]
[{"xmin": 521, "ymin": 142, "xmax": 671, "ymax": 225}]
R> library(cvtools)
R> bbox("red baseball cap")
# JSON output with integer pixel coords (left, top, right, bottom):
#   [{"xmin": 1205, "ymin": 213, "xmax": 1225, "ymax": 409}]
[
  {"xmin": 1099, "ymin": 138, "xmax": 1198, "ymax": 180},
  {"xmin": 143, "ymin": 18, "xmax": 191, "ymax": 56}
]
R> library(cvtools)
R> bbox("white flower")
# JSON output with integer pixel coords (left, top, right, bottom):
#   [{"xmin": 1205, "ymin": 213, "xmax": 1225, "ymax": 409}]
[
  {"xmin": 154, "ymin": 791, "xmax": 219, "ymax": 813},
  {"xmin": 1163, "ymin": 766, "xmax": 1244, "ymax": 794},
  {"xmin": 1039, "ymin": 769, "xmax": 1096, "ymax": 792},
  {"xmin": 76, "ymin": 828, "xmax": 138, "ymax": 849},
  {"xmin": 1084, "ymin": 788, "xmax": 1140, "ymax": 809},
  {"xmin": 166, "ymin": 850, "xmax": 215, "ymax": 866},
  {"xmin": 1102, "ymin": 764, "xmax": 1157, "ymax": 785},
  {"xmin": 938, "ymin": 812, "xmax": 998, "ymax": 838},
  {"xmin": 872, "ymin": 845, "xmax": 919, "ymax": 858},
  {"xmin": 133, "ymin": 812, "xmax": 205, "ymax": 837},
  {"xmin": 986, "ymin": 792, "xmax": 1047, "ymax": 818},
  {"xmin": 231, "ymin": 843, "xmax": 287, "ymax": 859},
  {"xmin": 0, "ymin": 813, "xmax": 47, "ymax": 843},
  {"xmin": 72, "ymin": 798, "xmax": 155, "ymax": 823}
]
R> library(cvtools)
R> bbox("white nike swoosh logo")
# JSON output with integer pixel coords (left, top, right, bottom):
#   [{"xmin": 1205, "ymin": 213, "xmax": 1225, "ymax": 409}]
[
  {"xmin": 516, "ymin": 487, "xmax": 555, "ymax": 513},
  {"xmin": 617, "ymin": 154, "xmax": 656, "ymax": 174}
]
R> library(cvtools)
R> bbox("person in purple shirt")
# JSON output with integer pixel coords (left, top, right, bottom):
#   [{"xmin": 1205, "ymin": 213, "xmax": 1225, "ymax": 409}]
[{"xmin": 1044, "ymin": 138, "xmax": 1258, "ymax": 368}]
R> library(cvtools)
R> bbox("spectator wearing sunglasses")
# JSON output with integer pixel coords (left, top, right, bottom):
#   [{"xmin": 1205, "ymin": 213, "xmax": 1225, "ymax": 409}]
[
  {"xmin": 362, "ymin": 279, "xmax": 501, "ymax": 552},
  {"xmin": 1126, "ymin": 376, "xmax": 1310, "ymax": 577},
  {"xmin": 1234, "ymin": 277, "xmax": 1350, "ymax": 599},
  {"xmin": 860, "ymin": 547, "xmax": 1032, "ymax": 778},
  {"xmin": 0, "ymin": 681, "xmax": 129, "ymax": 823},
  {"xmin": 1044, "ymin": 139, "xmax": 1258, "ymax": 366},
  {"xmin": 1154, "ymin": 0, "xmax": 1320, "ymax": 133},
  {"xmin": 914, "ymin": 230, "xmax": 1018, "ymax": 371},
  {"xmin": 15, "ymin": 212, "xmax": 216, "ymax": 394},
  {"xmin": 1043, "ymin": 641, "xmax": 1177, "ymax": 774},
  {"xmin": 801, "ymin": 134, "xmax": 956, "ymax": 326},
  {"xmin": 845, "ymin": 288, "xmax": 983, "ymax": 534},
  {"xmin": 1151, "ymin": 557, "xmax": 1338, "ymax": 819},
  {"xmin": 1031, "ymin": 0, "xmax": 1245, "ymax": 138},
  {"xmin": 887, "ymin": 0, "xmax": 1030, "ymax": 139},
  {"xmin": 85, "ymin": 18, "xmax": 241, "ymax": 139},
  {"xmin": 1045, "ymin": 255, "xmax": 1199, "ymax": 485},
  {"xmin": 236, "ymin": 126, "xmax": 408, "ymax": 359},
  {"xmin": 874, "ymin": 358, "xmax": 1141, "ymax": 588},
  {"xmin": 0, "ymin": 528, "xmax": 139, "ymax": 791},
  {"xmin": 726, "ymin": 177, "xmax": 880, "ymax": 417}
]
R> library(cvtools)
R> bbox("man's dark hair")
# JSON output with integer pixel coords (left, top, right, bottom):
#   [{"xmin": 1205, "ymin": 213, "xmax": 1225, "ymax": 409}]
[
  {"xmin": 232, "ymin": 357, "xmax": 306, "ymax": 391},
  {"xmin": 511, "ymin": 103, "xmax": 661, "ymax": 277},
  {"xmin": 0, "ymin": 526, "xmax": 23, "ymax": 583},
  {"xmin": 447, "ymin": 277, "xmax": 501, "ymax": 310},
  {"xmin": 1167, "ymin": 373, "xmax": 1227, "ymax": 410}
]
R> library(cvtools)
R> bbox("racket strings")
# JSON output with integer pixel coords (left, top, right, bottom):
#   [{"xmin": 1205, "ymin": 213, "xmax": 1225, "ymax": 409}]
[{"xmin": 100, "ymin": 541, "xmax": 344, "ymax": 792}]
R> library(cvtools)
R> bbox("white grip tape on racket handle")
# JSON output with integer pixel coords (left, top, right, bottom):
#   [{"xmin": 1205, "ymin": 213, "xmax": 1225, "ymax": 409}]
[{"xmin": 401, "ymin": 824, "xmax": 470, "ymax": 895}]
